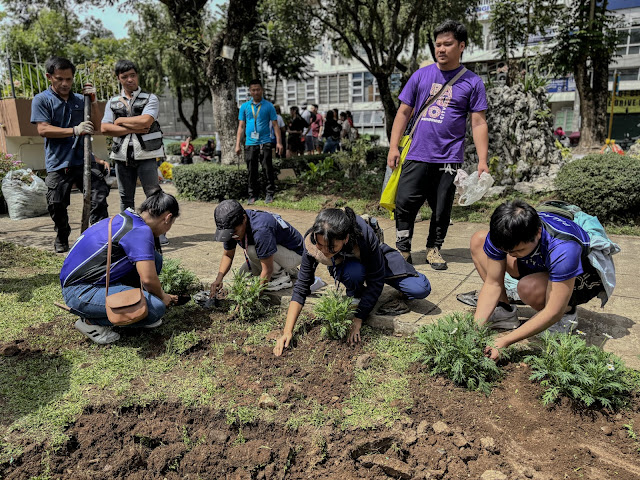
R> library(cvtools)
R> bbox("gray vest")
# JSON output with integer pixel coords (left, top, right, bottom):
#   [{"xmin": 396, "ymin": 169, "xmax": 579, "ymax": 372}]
[{"xmin": 109, "ymin": 92, "xmax": 163, "ymax": 154}]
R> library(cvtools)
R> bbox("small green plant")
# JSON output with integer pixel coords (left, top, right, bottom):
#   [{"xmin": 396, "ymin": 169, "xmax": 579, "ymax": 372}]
[
  {"xmin": 159, "ymin": 259, "xmax": 198, "ymax": 294},
  {"xmin": 226, "ymin": 270, "xmax": 269, "ymax": 321},
  {"xmin": 524, "ymin": 332, "xmax": 635, "ymax": 410},
  {"xmin": 165, "ymin": 330, "xmax": 201, "ymax": 356},
  {"xmin": 333, "ymin": 138, "xmax": 371, "ymax": 179},
  {"xmin": 301, "ymin": 157, "xmax": 335, "ymax": 184},
  {"xmin": 314, "ymin": 289, "xmax": 355, "ymax": 340},
  {"xmin": 415, "ymin": 312, "xmax": 505, "ymax": 395}
]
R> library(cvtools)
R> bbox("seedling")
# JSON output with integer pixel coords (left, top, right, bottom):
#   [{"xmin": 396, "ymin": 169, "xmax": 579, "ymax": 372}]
[
  {"xmin": 524, "ymin": 332, "xmax": 635, "ymax": 410},
  {"xmin": 314, "ymin": 288, "xmax": 355, "ymax": 340},
  {"xmin": 226, "ymin": 270, "xmax": 269, "ymax": 321},
  {"xmin": 159, "ymin": 258, "xmax": 198, "ymax": 294},
  {"xmin": 415, "ymin": 312, "xmax": 505, "ymax": 395}
]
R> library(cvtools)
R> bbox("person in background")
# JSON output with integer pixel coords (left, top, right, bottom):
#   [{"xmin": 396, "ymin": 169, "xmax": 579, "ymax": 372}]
[
  {"xmin": 30, "ymin": 56, "xmax": 101, "ymax": 253},
  {"xmin": 301, "ymin": 104, "xmax": 316, "ymax": 154},
  {"xmin": 322, "ymin": 110, "xmax": 342, "ymax": 154},
  {"xmin": 101, "ymin": 59, "xmax": 169, "ymax": 246},
  {"xmin": 90, "ymin": 154, "xmax": 111, "ymax": 225},
  {"xmin": 311, "ymin": 104, "xmax": 324, "ymax": 154},
  {"xmin": 271, "ymin": 105, "xmax": 287, "ymax": 159},
  {"xmin": 273, "ymin": 207, "xmax": 431, "ymax": 356},
  {"xmin": 199, "ymin": 139, "xmax": 215, "ymax": 162},
  {"xmin": 339, "ymin": 111, "xmax": 351, "ymax": 150},
  {"xmin": 61, "ymin": 188, "xmax": 180, "ymax": 345},
  {"xmin": 286, "ymin": 106, "xmax": 307, "ymax": 158},
  {"xmin": 180, "ymin": 136, "xmax": 194, "ymax": 164},
  {"xmin": 215, "ymin": 131, "xmax": 222, "ymax": 163}
]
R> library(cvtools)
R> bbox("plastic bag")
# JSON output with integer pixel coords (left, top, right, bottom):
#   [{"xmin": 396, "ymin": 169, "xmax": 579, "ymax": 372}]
[
  {"xmin": 454, "ymin": 169, "xmax": 495, "ymax": 206},
  {"xmin": 1, "ymin": 168, "xmax": 48, "ymax": 220}
]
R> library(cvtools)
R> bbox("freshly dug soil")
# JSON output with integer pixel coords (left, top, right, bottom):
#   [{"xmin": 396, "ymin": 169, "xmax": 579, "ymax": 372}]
[{"xmin": 2, "ymin": 319, "xmax": 639, "ymax": 480}]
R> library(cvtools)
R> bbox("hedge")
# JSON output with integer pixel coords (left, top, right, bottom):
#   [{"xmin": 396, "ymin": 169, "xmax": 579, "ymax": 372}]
[
  {"xmin": 165, "ymin": 136, "xmax": 216, "ymax": 156},
  {"xmin": 555, "ymin": 153, "xmax": 640, "ymax": 220},
  {"xmin": 173, "ymin": 163, "xmax": 248, "ymax": 202}
]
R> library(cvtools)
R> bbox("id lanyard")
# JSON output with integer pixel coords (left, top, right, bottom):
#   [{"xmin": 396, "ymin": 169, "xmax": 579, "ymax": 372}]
[
  {"xmin": 240, "ymin": 234, "xmax": 252, "ymax": 271},
  {"xmin": 251, "ymin": 102, "xmax": 262, "ymax": 137}
]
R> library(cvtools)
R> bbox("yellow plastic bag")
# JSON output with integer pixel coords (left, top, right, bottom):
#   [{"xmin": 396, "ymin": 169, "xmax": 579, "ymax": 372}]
[{"xmin": 380, "ymin": 135, "xmax": 411, "ymax": 216}]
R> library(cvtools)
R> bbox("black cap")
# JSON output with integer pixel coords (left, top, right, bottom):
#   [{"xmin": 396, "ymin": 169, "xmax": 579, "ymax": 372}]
[{"xmin": 214, "ymin": 200, "xmax": 245, "ymax": 242}]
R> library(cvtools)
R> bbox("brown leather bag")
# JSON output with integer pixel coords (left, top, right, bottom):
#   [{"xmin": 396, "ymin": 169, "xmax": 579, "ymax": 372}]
[{"xmin": 104, "ymin": 215, "xmax": 148, "ymax": 326}]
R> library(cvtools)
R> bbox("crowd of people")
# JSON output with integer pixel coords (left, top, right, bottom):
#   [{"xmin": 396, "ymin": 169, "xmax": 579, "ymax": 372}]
[{"xmin": 34, "ymin": 19, "xmax": 616, "ymax": 364}]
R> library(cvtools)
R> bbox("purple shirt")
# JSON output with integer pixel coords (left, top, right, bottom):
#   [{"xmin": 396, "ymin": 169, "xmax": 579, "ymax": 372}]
[{"xmin": 398, "ymin": 63, "xmax": 487, "ymax": 164}]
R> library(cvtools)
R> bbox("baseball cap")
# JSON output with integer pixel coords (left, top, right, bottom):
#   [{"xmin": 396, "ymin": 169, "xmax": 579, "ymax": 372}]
[{"xmin": 214, "ymin": 200, "xmax": 245, "ymax": 242}]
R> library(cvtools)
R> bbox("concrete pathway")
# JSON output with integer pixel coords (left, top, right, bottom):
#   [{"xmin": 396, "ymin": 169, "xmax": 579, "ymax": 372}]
[{"xmin": 1, "ymin": 184, "xmax": 638, "ymax": 368}]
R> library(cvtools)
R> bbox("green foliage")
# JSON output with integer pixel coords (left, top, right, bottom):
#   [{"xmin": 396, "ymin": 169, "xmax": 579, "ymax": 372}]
[
  {"xmin": 333, "ymin": 138, "xmax": 371, "ymax": 179},
  {"xmin": 166, "ymin": 137, "xmax": 216, "ymax": 156},
  {"xmin": 415, "ymin": 312, "xmax": 505, "ymax": 395},
  {"xmin": 301, "ymin": 157, "xmax": 335, "ymax": 185},
  {"xmin": 159, "ymin": 259, "xmax": 199, "ymax": 295},
  {"xmin": 314, "ymin": 289, "xmax": 355, "ymax": 340},
  {"xmin": 555, "ymin": 153, "xmax": 640, "ymax": 220},
  {"xmin": 226, "ymin": 270, "xmax": 269, "ymax": 322},
  {"xmin": 165, "ymin": 330, "xmax": 201, "ymax": 356},
  {"xmin": 524, "ymin": 332, "xmax": 635, "ymax": 410},
  {"xmin": 554, "ymin": 139, "xmax": 571, "ymax": 160},
  {"xmin": 173, "ymin": 163, "xmax": 249, "ymax": 202}
]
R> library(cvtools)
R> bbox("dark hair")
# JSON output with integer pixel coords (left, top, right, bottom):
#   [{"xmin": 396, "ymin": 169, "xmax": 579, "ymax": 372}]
[
  {"xmin": 339, "ymin": 111, "xmax": 347, "ymax": 120},
  {"xmin": 139, "ymin": 186, "xmax": 180, "ymax": 218},
  {"xmin": 290, "ymin": 106, "xmax": 299, "ymax": 115},
  {"xmin": 274, "ymin": 104, "xmax": 281, "ymax": 115},
  {"xmin": 114, "ymin": 59, "xmax": 138, "ymax": 76},
  {"xmin": 489, "ymin": 200, "xmax": 541, "ymax": 252},
  {"xmin": 326, "ymin": 110, "xmax": 334, "ymax": 121},
  {"xmin": 433, "ymin": 19, "xmax": 468, "ymax": 45},
  {"xmin": 308, "ymin": 207, "xmax": 362, "ymax": 253},
  {"xmin": 45, "ymin": 57, "xmax": 76, "ymax": 75},
  {"xmin": 346, "ymin": 110, "xmax": 353, "ymax": 119},
  {"xmin": 249, "ymin": 79, "xmax": 262, "ymax": 87},
  {"xmin": 312, "ymin": 104, "xmax": 318, "ymax": 109}
]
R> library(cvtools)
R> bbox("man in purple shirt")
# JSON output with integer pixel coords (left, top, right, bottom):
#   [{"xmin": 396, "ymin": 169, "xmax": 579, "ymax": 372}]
[{"xmin": 387, "ymin": 19, "xmax": 489, "ymax": 270}]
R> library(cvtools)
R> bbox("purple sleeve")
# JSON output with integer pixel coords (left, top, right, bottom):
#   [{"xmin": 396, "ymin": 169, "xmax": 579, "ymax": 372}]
[
  {"xmin": 547, "ymin": 242, "xmax": 584, "ymax": 282},
  {"xmin": 119, "ymin": 225, "xmax": 156, "ymax": 263},
  {"xmin": 30, "ymin": 94, "xmax": 51, "ymax": 123},
  {"xmin": 398, "ymin": 70, "xmax": 419, "ymax": 108},
  {"xmin": 483, "ymin": 233, "xmax": 507, "ymax": 261},
  {"xmin": 469, "ymin": 78, "xmax": 488, "ymax": 112}
]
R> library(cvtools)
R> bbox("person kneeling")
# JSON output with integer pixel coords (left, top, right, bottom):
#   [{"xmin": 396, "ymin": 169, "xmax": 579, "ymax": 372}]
[
  {"xmin": 274, "ymin": 207, "xmax": 431, "ymax": 356},
  {"xmin": 470, "ymin": 200, "xmax": 606, "ymax": 360},
  {"xmin": 60, "ymin": 187, "xmax": 180, "ymax": 344},
  {"xmin": 211, "ymin": 200, "xmax": 304, "ymax": 297}
]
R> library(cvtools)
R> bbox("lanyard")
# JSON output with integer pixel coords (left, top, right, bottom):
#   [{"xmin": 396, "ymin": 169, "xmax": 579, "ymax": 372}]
[
  {"xmin": 241, "ymin": 234, "xmax": 252, "ymax": 271},
  {"xmin": 250, "ymin": 102, "xmax": 262, "ymax": 133}
]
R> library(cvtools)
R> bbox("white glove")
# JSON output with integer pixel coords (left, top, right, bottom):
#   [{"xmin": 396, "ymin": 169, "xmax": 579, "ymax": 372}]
[
  {"xmin": 82, "ymin": 84, "xmax": 97, "ymax": 103},
  {"xmin": 73, "ymin": 121, "xmax": 94, "ymax": 136}
]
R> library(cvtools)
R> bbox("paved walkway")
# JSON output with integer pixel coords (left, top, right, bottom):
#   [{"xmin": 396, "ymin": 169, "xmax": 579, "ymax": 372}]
[{"xmin": 1, "ymin": 184, "xmax": 638, "ymax": 368}]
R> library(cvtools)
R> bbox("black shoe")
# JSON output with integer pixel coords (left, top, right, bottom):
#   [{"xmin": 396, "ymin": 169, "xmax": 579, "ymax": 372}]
[
  {"xmin": 248, "ymin": 197, "xmax": 256, "ymax": 205},
  {"xmin": 54, "ymin": 239, "xmax": 69, "ymax": 253},
  {"xmin": 159, "ymin": 234, "xmax": 169, "ymax": 246},
  {"xmin": 265, "ymin": 194, "xmax": 274, "ymax": 204},
  {"xmin": 456, "ymin": 290, "xmax": 478, "ymax": 307}
]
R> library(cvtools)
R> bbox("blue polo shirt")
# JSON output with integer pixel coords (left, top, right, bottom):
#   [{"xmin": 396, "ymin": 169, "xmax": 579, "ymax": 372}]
[
  {"xmin": 223, "ymin": 210, "xmax": 303, "ymax": 258},
  {"xmin": 31, "ymin": 88, "xmax": 85, "ymax": 172},
  {"xmin": 238, "ymin": 99, "xmax": 277, "ymax": 146}
]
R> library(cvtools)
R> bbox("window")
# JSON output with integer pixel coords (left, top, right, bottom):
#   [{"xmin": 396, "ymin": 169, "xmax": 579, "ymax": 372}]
[
  {"xmin": 617, "ymin": 27, "xmax": 640, "ymax": 56},
  {"xmin": 610, "ymin": 68, "xmax": 639, "ymax": 82},
  {"xmin": 236, "ymin": 87, "xmax": 249, "ymax": 107},
  {"xmin": 338, "ymin": 74, "xmax": 349, "ymax": 103},
  {"xmin": 352, "ymin": 72, "xmax": 380, "ymax": 103},
  {"xmin": 352, "ymin": 73, "xmax": 363, "ymax": 103},
  {"xmin": 306, "ymin": 79, "xmax": 315, "ymax": 103},
  {"xmin": 286, "ymin": 82, "xmax": 296, "ymax": 105},
  {"xmin": 554, "ymin": 108, "xmax": 574, "ymax": 133},
  {"xmin": 319, "ymin": 76, "xmax": 329, "ymax": 103},
  {"xmin": 352, "ymin": 110, "xmax": 385, "ymax": 127}
]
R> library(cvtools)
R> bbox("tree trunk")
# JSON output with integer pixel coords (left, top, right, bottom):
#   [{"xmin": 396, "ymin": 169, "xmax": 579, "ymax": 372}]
[
  {"xmin": 575, "ymin": 60, "xmax": 608, "ymax": 148},
  {"xmin": 374, "ymin": 73, "xmax": 398, "ymax": 141},
  {"xmin": 176, "ymin": 85, "xmax": 199, "ymax": 139},
  {"xmin": 205, "ymin": 0, "xmax": 258, "ymax": 166}
]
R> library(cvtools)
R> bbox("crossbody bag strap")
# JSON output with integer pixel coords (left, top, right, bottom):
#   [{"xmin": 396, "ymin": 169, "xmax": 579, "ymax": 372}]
[
  {"xmin": 106, "ymin": 215, "xmax": 116, "ymax": 297},
  {"xmin": 405, "ymin": 66, "xmax": 468, "ymax": 139}
]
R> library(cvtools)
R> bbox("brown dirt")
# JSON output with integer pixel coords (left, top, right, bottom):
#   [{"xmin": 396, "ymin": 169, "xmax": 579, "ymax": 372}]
[{"xmin": 1, "ymin": 318, "xmax": 639, "ymax": 480}]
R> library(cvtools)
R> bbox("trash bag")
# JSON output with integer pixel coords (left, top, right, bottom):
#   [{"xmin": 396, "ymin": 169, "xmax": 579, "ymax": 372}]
[
  {"xmin": 454, "ymin": 169, "xmax": 495, "ymax": 206},
  {"xmin": 1, "ymin": 169, "xmax": 48, "ymax": 220}
]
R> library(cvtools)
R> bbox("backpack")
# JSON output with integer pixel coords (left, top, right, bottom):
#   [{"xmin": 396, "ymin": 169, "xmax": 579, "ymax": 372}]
[{"xmin": 361, "ymin": 214, "xmax": 384, "ymax": 244}]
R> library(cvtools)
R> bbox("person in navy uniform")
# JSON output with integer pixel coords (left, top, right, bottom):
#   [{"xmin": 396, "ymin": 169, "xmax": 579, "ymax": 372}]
[
  {"xmin": 470, "ymin": 200, "xmax": 605, "ymax": 360},
  {"xmin": 274, "ymin": 207, "xmax": 432, "ymax": 356}
]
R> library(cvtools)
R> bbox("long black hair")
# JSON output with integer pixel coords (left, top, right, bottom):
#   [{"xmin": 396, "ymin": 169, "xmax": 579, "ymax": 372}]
[
  {"xmin": 308, "ymin": 207, "xmax": 362, "ymax": 253},
  {"xmin": 139, "ymin": 186, "xmax": 180, "ymax": 219}
]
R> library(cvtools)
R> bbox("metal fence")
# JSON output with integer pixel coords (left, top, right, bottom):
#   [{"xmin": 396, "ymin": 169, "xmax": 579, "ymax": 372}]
[{"xmin": 1, "ymin": 54, "xmax": 120, "ymax": 101}]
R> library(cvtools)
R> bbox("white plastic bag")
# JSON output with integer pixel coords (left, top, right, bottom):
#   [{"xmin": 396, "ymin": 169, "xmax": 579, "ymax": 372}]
[
  {"xmin": 454, "ymin": 169, "xmax": 495, "ymax": 206},
  {"xmin": 1, "ymin": 168, "xmax": 48, "ymax": 220}
]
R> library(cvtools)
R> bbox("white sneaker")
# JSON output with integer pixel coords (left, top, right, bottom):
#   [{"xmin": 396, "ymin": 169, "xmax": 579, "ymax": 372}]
[
  {"xmin": 486, "ymin": 305, "xmax": 520, "ymax": 330},
  {"xmin": 75, "ymin": 318, "xmax": 120, "ymax": 344},
  {"xmin": 547, "ymin": 308, "xmax": 577, "ymax": 335},
  {"xmin": 266, "ymin": 274, "xmax": 293, "ymax": 291},
  {"xmin": 310, "ymin": 276, "xmax": 327, "ymax": 293},
  {"xmin": 143, "ymin": 318, "xmax": 163, "ymax": 329}
]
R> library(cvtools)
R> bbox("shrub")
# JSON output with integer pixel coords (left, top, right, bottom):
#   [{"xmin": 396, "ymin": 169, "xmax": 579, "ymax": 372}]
[
  {"xmin": 415, "ymin": 312, "xmax": 505, "ymax": 395},
  {"xmin": 366, "ymin": 146, "xmax": 389, "ymax": 168},
  {"xmin": 314, "ymin": 289, "xmax": 355, "ymax": 340},
  {"xmin": 301, "ymin": 157, "xmax": 335, "ymax": 185},
  {"xmin": 226, "ymin": 270, "xmax": 269, "ymax": 321},
  {"xmin": 165, "ymin": 137, "xmax": 215, "ymax": 157},
  {"xmin": 173, "ymin": 163, "xmax": 248, "ymax": 201},
  {"xmin": 159, "ymin": 258, "xmax": 199, "ymax": 294},
  {"xmin": 524, "ymin": 332, "xmax": 635, "ymax": 410},
  {"xmin": 333, "ymin": 138, "xmax": 370, "ymax": 179},
  {"xmin": 275, "ymin": 153, "xmax": 331, "ymax": 176},
  {"xmin": 555, "ymin": 153, "xmax": 640, "ymax": 220}
]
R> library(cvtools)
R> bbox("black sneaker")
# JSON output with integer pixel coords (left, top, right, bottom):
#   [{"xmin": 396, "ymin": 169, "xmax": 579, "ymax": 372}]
[
  {"xmin": 456, "ymin": 290, "xmax": 479, "ymax": 307},
  {"xmin": 265, "ymin": 194, "xmax": 274, "ymax": 204},
  {"xmin": 54, "ymin": 238, "xmax": 69, "ymax": 253},
  {"xmin": 377, "ymin": 298, "xmax": 409, "ymax": 316},
  {"xmin": 248, "ymin": 197, "xmax": 256, "ymax": 205},
  {"xmin": 159, "ymin": 234, "xmax": 169, "ymax": 246}
]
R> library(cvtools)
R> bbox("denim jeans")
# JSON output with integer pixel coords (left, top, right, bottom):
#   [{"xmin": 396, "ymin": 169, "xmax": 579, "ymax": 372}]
[
  {"xmin": 329, "ymin": 258, "xmax": 431, "ymax": 300},
  {"xmin": 62, "ymin": 252, "xmax": 166, "ymax": 327},
  {"xmin": 115, "ymin": 158, "xmax": 160, "ymax": 212},
  {"xmin": 322, "ymin": 137, "xmax": 340, "ymax": 154}
]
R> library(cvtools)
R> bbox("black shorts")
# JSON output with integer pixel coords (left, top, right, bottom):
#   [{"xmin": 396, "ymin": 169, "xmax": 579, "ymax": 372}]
[{"xmin": 516, "ymin": 258, "xmax": 604, "ymax": 307}]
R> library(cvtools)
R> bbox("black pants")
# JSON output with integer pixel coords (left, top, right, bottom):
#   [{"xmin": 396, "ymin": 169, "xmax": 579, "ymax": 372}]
[
  {"xmin": 395, "ymin": 160, "xmax": 459, "ymax": 252},
  {"xmin": 245, "ymin": 144, "xmax": 275, "ymax": 198},
  {"xmin": 45, "ymin": 166, "xmax": 110, "ymax": 242}
]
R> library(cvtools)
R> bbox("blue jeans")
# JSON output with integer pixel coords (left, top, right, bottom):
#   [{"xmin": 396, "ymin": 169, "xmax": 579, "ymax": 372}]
[
  {"xmin": 329, "ymin": 259, "xmax": 431, "ymax": 300},
  {"xmin": 323, "ymin": 137, "xmax": 340, "ymax": 154},
  {"xmin": 62, "ymin": 252, "xmax": 166, "ymax": 327},
  {"xmin": 115, "ymin": 158, "xmax": 160, "ymax": 212}
]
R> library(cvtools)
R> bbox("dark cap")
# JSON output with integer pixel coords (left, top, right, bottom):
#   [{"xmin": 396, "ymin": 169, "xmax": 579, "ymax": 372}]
[{"xmin": 214, "ymin": 200, "xmax": 245, "ymax": 242}]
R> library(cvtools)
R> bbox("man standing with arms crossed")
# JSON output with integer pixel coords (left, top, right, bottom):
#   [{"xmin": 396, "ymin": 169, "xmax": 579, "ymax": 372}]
[
  {"xmin": 101, "ymin": 60, "xmax": 169, "ymax": 245},
  {"xmin": 31, "ymin": 56, "xmax": 100, "ymax": 253},
  {"xmin": 387, "ymin": 20, "xmax": 489, "ymax": 270},
  {"xmin": 236, "ymin": 79, "xmax": 283, "ymax": 205}
]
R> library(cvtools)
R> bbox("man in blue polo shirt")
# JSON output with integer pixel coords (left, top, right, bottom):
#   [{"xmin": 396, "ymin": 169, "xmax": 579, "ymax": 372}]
[
  {"xmin": 31, "ymin": 56, "xmax": 101, "ymax": 253},
  {"xmin": 468, "ymin": 200, "xmax": 606, "ymax": 360},
  {"xmin": 235, "ymin": 79, "xmax": 282, "ymax": 205},
  {"xmin": 210, "ymin": 200, "xmax": 303, "ymax": 295}
]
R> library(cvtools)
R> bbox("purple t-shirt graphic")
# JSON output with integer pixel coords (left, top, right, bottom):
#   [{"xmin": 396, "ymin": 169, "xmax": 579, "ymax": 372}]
[{"xmin": 398, "ymin": 63, "xmax": 487, "ymax": 164}]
